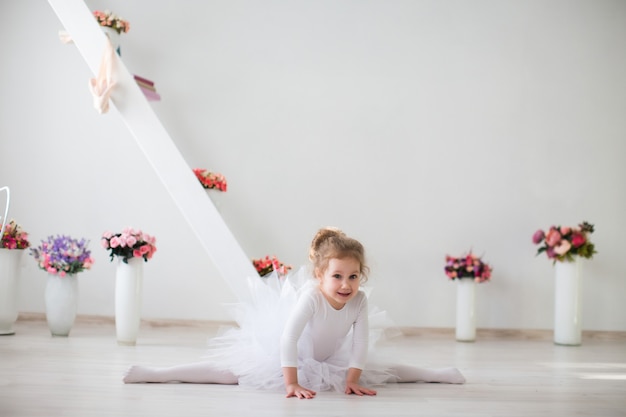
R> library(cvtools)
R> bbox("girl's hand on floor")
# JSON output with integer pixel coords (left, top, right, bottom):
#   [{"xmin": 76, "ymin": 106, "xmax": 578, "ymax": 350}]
[
  {"xmin": 345, "ymin": 382, "xmax": 377, "ymax": 396},
  {"xmin": 285, "ymin": 383, "xmax": 316, "ymax": 399}
]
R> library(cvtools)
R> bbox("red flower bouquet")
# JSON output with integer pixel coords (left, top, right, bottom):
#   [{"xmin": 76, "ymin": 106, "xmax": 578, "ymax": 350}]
[{"xmin": 193, "ymin": 169, "xmax": 227, "ymax": 192}]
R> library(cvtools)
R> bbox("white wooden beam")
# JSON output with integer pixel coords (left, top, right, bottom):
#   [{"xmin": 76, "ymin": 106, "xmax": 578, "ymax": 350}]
[{"xmin": 47, "ymin": 0, "xmax": 256, "ymax": 302}]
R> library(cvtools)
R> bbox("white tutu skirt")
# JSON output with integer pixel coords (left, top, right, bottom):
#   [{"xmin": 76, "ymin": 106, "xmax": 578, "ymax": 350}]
[{"xmin": 203, "ymin": 267, "xmax": 397, "ymax": 392}]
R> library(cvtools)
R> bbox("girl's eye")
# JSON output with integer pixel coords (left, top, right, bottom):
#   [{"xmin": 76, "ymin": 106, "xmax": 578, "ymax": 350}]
[
  {"xmin": 333, "ymin": 274, "xmax": 342, "ymax": 279},
  {"xmin": 349, "ymin": 274, "xmax": 358, "ymax": 280}
]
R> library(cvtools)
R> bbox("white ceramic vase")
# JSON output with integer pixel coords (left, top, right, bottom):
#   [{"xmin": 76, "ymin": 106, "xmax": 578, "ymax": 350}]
[
  {"xmin": 115, "ymin": 257, "xmax": 144, "ymax": 345},
  {"xmin": 554, "ymin": 257, "xmax": 582, "ymax": 346},
  {"xmin": 0, "ymin": 249, "xmax": 24, "ymax": 335},
  {"xmin": 207, "ymin": 189, "xmax": 224, "ymax": 212},
  {"xmin": 456, "ymin": 278, "xmax": 476, "ymax": 342},
  {"xmin": 45, "ymin": 274, "xmax": 78, "ymax": 337},
  {"xmin": 102, "ymin": 26, "xmax": 121, "ymax": 55}
]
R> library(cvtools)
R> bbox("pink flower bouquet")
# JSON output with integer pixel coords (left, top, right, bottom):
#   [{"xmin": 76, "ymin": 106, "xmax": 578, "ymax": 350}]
[
  {"xmin": 193, "ymin": 168, "xmax": 227, "ymax": 192},
  {"xmin": 532, "ymin": 221, "xmax": 596, "ymax": 263},
  {"xmin": 252, "ymin": 255, "xmax": 292, "ymax": 277},
  {"xmin": 445, "ymin": 251, "xmax": 492, "ymax": 283},
  {"xmin": 101, "ymin": 228, "xmax": 157, "ymax": 264},
  {"xmin": 93, "ymin": 10, "xmax": 130, "ymax": 34}
]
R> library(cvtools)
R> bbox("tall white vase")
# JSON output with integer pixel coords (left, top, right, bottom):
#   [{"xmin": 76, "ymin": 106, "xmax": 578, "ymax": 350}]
[
  {"xmin": 554, "ymin": 257, "xmax": 582, "ymax": 346},
  {"xmin": 115, "ymin": 257, "xmax": 143, "ymax": 346},
  {"xmin": 45, "ymin": 274, "xmax": 78, "ymax": 337},
  {"xmin": 456, "ymin": 278, "xmax": 476, "ymax": 342},
  {"xmin": 0, "ymin": 249, "xmax": 24, "ymax": 335}
]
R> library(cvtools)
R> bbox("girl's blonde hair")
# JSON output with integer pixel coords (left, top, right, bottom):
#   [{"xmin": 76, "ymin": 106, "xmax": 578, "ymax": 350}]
[{"xmin": 308, "ymin": 227, "xmax": 369, "ymax": 283}]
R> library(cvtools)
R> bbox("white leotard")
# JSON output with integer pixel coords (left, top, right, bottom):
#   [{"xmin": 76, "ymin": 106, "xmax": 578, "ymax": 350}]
[{"xmin": 280, "ymin": 286, "xmax": 369, "ymax": 370}]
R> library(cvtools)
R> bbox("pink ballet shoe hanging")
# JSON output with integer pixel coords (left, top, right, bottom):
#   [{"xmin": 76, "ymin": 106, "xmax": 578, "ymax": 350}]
[{"xmin": 88, "ymin": 37, "xmax": 117, "ymax": 114}]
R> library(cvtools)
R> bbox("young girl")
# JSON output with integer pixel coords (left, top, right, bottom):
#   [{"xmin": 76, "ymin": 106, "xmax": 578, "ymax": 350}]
[{"xmin": 123, "ymin": 227, "xmax": 465, "ymax": 398}]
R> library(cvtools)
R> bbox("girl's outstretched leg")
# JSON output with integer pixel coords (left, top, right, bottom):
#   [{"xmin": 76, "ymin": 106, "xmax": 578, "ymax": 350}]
[
  {"xmin": 123, "ymin": 362, "xmax": 239, "ymax": 384},
  {"xmin": 388, "ymin": 365, "xmax": 466, "ymax": 384}
]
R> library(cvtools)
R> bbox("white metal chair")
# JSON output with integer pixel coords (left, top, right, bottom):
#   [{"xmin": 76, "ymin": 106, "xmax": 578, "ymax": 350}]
[{"xmin": 0, "ymin": 186, "xmax": 10, "ymax": 240}]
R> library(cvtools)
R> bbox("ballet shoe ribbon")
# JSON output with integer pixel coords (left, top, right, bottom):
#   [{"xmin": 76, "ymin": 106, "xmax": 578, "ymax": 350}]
[
  {"xmin": 58, "ymin": 30, "xmax": 73, "ymax": 44},
  {"xmin": 88, "ymin": 38, "xmax": 117, "ymax": 114}
]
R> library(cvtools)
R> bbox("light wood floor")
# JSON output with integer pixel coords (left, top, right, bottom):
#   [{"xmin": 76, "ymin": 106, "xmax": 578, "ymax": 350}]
[{"xmin": 1, "ymin": 316, "xmax": 625, "ymax": 417}]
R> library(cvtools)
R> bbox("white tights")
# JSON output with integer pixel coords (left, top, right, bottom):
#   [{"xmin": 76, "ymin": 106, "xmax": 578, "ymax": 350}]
[
  {"xmin": 123, "ymin": 362, "xmax": 465, "ymax": 385},
  {"xmin": 385, "ymin": 364, "xmax": 466, "ymax": 384}
]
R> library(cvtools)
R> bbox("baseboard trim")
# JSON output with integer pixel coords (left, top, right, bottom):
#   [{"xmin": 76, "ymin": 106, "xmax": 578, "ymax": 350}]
[
  {"xmin": 397, "ymin": 326, "xmax": 626, "ymax": 341},
  {"xmin": 17, "ymin": 312, "xmax": 626, "ymax": 341},
  {"xmin": 17, "ymin": 312, "xmax": 233, "ymax": 329}
]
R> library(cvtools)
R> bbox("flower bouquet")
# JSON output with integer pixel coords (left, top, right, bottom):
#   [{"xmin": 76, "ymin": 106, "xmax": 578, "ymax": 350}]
[
  {"xmin": 0, "ymin": 220, "xmax": 30, "ymax": 334},
  {"xmin": 252, "ymin": 255, "xmax": 292, "ymax": 277},
  {"xmin": 93, "ymin": 10, "xmax": 130, "ymax": 34},
  {"xmin": 0, "ymin": 220, "xmax": 30, "ymax": 250},
  {"xmin": 101, "ymin": 228, "xmax": 157, "ymax": 263},
  {"xmin": 534, "ymin": 222, "xmax": 596, "ymax": 345},
  {"xmin": 446, "ymin": 250, "xmax": 492, "ymax": 342},
  {"xmin": 532, "ymin": 221, "xmax": 596, "ymax": 263},
  {"xmin": 30, "ymin": 235, "xmax": 94, "ymax": 276},
  {"xmin": 104, "ymin": 228, "xmax": 156, "ymax": 345},
  {"xmin": 193, "ymin": 168, "xmax": 228, "ymax": 192},
  {"xmin": 444, "ymin": 251, "xmax": 492, "ymax": 283}
]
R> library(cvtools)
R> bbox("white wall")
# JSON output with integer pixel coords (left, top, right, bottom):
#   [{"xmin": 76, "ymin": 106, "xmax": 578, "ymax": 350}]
[{"xmin": 1, "ymin": 0, "xmax": 625, "ymax": 331}]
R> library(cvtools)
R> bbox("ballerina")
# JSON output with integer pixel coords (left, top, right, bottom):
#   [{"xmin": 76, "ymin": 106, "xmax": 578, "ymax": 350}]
[{"xmin": 124, "ymin": 227, "xmax": 465, "ymax": 398}]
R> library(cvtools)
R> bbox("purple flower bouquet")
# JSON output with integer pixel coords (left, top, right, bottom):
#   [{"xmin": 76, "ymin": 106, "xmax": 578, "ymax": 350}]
[{"xmin": 30, "ymin": 235, "xmax": 94, "ymax": 276}]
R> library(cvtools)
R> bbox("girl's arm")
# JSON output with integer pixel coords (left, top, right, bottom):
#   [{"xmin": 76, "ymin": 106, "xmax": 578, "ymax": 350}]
[
  {"xmin": 283, "ymin": 367, "xmax": 316, "ymax": 399},
  {"xmin": 344, "ymin": 294, "xmax": 376, "ymax": 396},
  {"xmin": 348, "ymin": 293, "xmax": 370, "ymax": 370},
  {"xmin": 280, "ymin": 289, "xmax": 317, "ymax": 398}
]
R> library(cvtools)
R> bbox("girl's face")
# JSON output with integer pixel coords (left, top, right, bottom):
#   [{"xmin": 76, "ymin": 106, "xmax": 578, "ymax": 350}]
[{"xmin": 316, "ymin": 257, "xmax": 361, "ymax": 310}]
